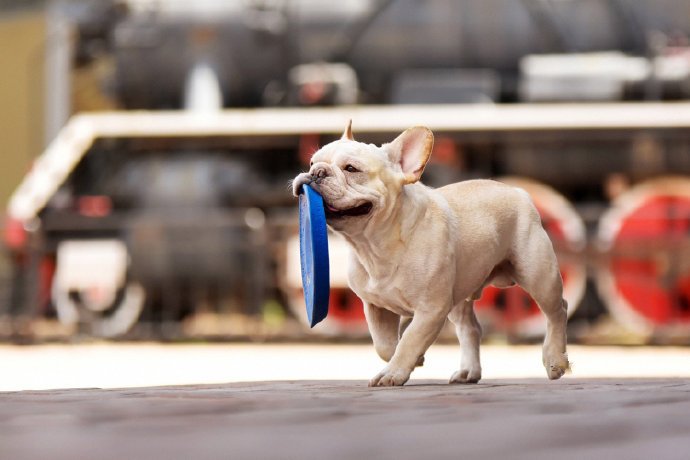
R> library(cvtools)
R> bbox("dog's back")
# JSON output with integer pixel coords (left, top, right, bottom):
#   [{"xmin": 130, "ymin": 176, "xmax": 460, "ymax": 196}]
[
  {"xmin": 437, "ymin": 179, "xmax": 535, "ymax": 214},
  {"xmin": 436, "ymin": 179, "xmax": 542, "ymax": 242}
]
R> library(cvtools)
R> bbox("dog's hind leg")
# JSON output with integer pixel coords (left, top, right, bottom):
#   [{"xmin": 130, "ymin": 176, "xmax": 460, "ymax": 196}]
[
  {"xmin": 448, "ymin": 300, "xmax": 482, "ymax": 383},
  {"xmin": 512, "ymin": 228, "xmax": 570, "ymax": 380},
  {"xmin": 364, "ymin": 302, "xmax": 400, "ymax": 362}
]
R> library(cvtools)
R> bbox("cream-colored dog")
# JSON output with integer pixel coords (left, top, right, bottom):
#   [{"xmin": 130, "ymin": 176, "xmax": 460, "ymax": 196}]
[{"xmin": 292, "ymin": 122, "xmax": 570, "ymax": 387}]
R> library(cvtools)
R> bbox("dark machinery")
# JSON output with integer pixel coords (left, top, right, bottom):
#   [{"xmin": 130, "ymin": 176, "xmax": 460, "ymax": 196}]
[
  {"xmin": 5, "ymin": 0, "xmax": 690, "ymax": 340},
  {"xmin": 69, "ymin": 0, "xmax": 690, "ymax": 108}
]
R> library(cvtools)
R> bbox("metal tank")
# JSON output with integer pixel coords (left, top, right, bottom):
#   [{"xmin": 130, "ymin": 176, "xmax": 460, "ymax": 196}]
[{"xmin": 110, "ymin": 0, "xmax": 690, "ymax": 108}]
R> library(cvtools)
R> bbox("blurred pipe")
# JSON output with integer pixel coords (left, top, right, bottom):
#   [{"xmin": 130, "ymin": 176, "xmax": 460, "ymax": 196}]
[
  {"xmin": 183, "ymin": 61, "xmax": 223, "ymax": 113},
  {"xmin": 44, "ymin": 0, "xmax": 73, "ymax": 145}
]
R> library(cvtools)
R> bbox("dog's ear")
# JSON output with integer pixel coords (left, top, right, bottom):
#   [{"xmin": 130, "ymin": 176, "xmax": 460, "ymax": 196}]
[
  {"xmin": 387, "ymin": 126, "xmax": 434, "ymax": 184},
  {"xmin": 341, "ymin": 119, "xmax": 354, "ymax": 141}
]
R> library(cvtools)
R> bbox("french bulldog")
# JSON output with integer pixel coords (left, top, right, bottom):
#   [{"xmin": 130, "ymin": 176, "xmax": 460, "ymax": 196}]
[{"xmin": 292, "ymin": 122, "xmax": 570, "ymax": 387}]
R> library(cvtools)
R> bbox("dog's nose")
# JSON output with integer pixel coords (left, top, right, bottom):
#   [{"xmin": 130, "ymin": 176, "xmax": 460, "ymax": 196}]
[{"xmin": 311, "ymin": 164, "xmax": 330, "ymax": 183}]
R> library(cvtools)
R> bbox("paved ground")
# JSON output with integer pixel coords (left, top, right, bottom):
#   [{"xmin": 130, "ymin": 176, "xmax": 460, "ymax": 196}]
[
  {"xmin": 2, "ymin": 378, "xmax": 690, "ymax": 460},
  {"xmin": 2, "ymin": 344, "xmax": 690, "ymax": 459}
]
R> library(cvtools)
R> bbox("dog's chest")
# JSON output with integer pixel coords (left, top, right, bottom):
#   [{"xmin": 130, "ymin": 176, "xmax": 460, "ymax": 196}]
[{"xmin": 351, "ymin": 274, "xmax": 416, "ymax": 316}]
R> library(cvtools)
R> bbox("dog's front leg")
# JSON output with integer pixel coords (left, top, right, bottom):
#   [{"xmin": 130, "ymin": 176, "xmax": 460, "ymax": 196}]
[
  {"xmin": 399, "ymin": 317, "xmax": 426, "ymax": 367},
  {"xmin": 369, "ymin": 310, "xmax": 447, "ymax": 387},
  {"xmin": 364, "ymin": 302, "xmax": 400, "ymax": 362}
]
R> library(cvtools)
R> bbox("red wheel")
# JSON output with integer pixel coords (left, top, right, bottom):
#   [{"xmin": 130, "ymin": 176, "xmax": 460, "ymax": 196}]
[{"xmin": 597, "ymin": 177, "xmax": 690, "ymax": 333}]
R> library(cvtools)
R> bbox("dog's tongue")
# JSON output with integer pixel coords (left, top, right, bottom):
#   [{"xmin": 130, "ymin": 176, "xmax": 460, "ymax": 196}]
[{"xmin": 326, "ymin": 204, "xmax": 339, "ymax": 212}]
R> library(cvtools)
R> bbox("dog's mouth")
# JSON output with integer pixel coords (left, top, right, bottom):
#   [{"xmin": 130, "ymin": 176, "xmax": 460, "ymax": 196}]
[{"xmin": 324, "ymin": 202, "xmax": 373, "ymax": 219}]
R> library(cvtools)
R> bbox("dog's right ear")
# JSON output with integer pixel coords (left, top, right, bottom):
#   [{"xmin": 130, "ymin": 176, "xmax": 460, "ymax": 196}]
[
  {"xmin": 387, "ymin": 126, "xmax": 434, "ymax": 184},
  {"xmin": 341, "ymin": 119, "xmax": 354, "ymax": 141}
]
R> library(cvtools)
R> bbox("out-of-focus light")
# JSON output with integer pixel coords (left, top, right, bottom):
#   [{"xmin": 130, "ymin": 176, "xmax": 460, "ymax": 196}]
[
  {"xmin": 77, "ymin": 195, "xmax": 113, "ymax": 217},
  {"xmin": 244, "ymin": 207, "xmax": 266, "ymax": 230},
  {"xmin": 4, "ymin": 218, "xmax": 27, "ymax": 250}
]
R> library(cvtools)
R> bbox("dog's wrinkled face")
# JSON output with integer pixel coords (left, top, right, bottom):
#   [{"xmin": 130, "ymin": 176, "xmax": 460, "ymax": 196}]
[
  {"xmin": 292, "ymin": 122, "xmax": 434, "ymax": 232},
  {"xmin": 304, "ymin": 139, "xmax": 392, "ymax": 229}
]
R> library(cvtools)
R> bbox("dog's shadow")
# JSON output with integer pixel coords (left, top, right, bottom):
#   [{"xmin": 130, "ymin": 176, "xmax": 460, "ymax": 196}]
[{"xmin": 371, "ymin": 380, "xmax": 516, "ymax": 390}]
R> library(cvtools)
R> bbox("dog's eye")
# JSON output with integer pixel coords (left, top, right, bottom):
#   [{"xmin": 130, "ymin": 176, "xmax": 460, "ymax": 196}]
[
  {"xmin": 310, "ymin": 161, "xmax": 314, "ymax": 167},
  {"xmin": 344, "ymin": 165, "xmax": 360, "ymax": 173}
]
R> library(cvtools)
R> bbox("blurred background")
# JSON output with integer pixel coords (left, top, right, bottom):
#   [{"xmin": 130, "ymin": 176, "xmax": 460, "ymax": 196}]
[{"xmin": 3, "ymin": 0, "xmax": 690, "ymax": 347}]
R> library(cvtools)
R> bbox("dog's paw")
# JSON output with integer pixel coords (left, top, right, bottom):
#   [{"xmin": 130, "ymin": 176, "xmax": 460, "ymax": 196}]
[
  {"xmin": 368, "ymin": 366, "xmax": 411, "ymax": 387},
  {"xmin": 543, "ymin": 351, "xmax": 571, "ymax": 380},
  {"xmin": 449, "ymin": 366, "xmax": 481, "ymax": 384}
]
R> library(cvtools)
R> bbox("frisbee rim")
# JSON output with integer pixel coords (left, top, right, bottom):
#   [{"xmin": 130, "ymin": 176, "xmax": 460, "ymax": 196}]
[{"xmin": 299, "ymin": 184, "xmax": 330, "ymax": 327}]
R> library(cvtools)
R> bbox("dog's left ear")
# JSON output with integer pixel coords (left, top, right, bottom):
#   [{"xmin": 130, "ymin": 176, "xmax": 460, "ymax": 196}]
[
  {"xmin": 341, "ymin": 119, "xmax": 354, "ymax": 141},
  {"xmin": 387, "ymin": 126, "xmax": 434, "ymax": 184}
]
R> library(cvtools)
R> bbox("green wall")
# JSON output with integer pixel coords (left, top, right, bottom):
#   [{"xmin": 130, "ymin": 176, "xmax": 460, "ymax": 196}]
[{"xmin": 0, "ymin": 10, "xmax": 45, "ymax": 215}]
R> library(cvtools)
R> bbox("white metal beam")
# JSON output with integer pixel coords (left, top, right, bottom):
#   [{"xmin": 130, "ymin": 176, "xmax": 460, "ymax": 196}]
[{"xmin": 9, "ymin": 103, "xmax": 690, "ymax": 221}]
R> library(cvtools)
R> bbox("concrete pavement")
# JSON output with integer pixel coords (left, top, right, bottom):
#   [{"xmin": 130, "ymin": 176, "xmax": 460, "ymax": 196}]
[
  {"xmin": 2, "ymin": 378, "xmax": 690, "ymax": 460},
  {"xmin": 2, "ymin": 344, "xmax": 690, "ymax": 459}
]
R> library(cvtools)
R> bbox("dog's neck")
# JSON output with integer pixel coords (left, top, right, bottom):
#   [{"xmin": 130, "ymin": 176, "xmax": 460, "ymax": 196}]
[{"xmin": 339, "ymin": 183, "xmax": 432, "ymax": 278}]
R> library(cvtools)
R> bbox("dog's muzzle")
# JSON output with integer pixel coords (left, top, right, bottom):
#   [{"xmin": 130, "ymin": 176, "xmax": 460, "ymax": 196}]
[{"xmin": 324, "ymin": 202, "xmax": 373, "ymax": 219}]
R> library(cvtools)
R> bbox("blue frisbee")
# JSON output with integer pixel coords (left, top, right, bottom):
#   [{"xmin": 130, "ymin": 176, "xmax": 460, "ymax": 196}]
[{"xmin": 298, "ymin": 184, "xmax": 330, "ymax": 327}]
